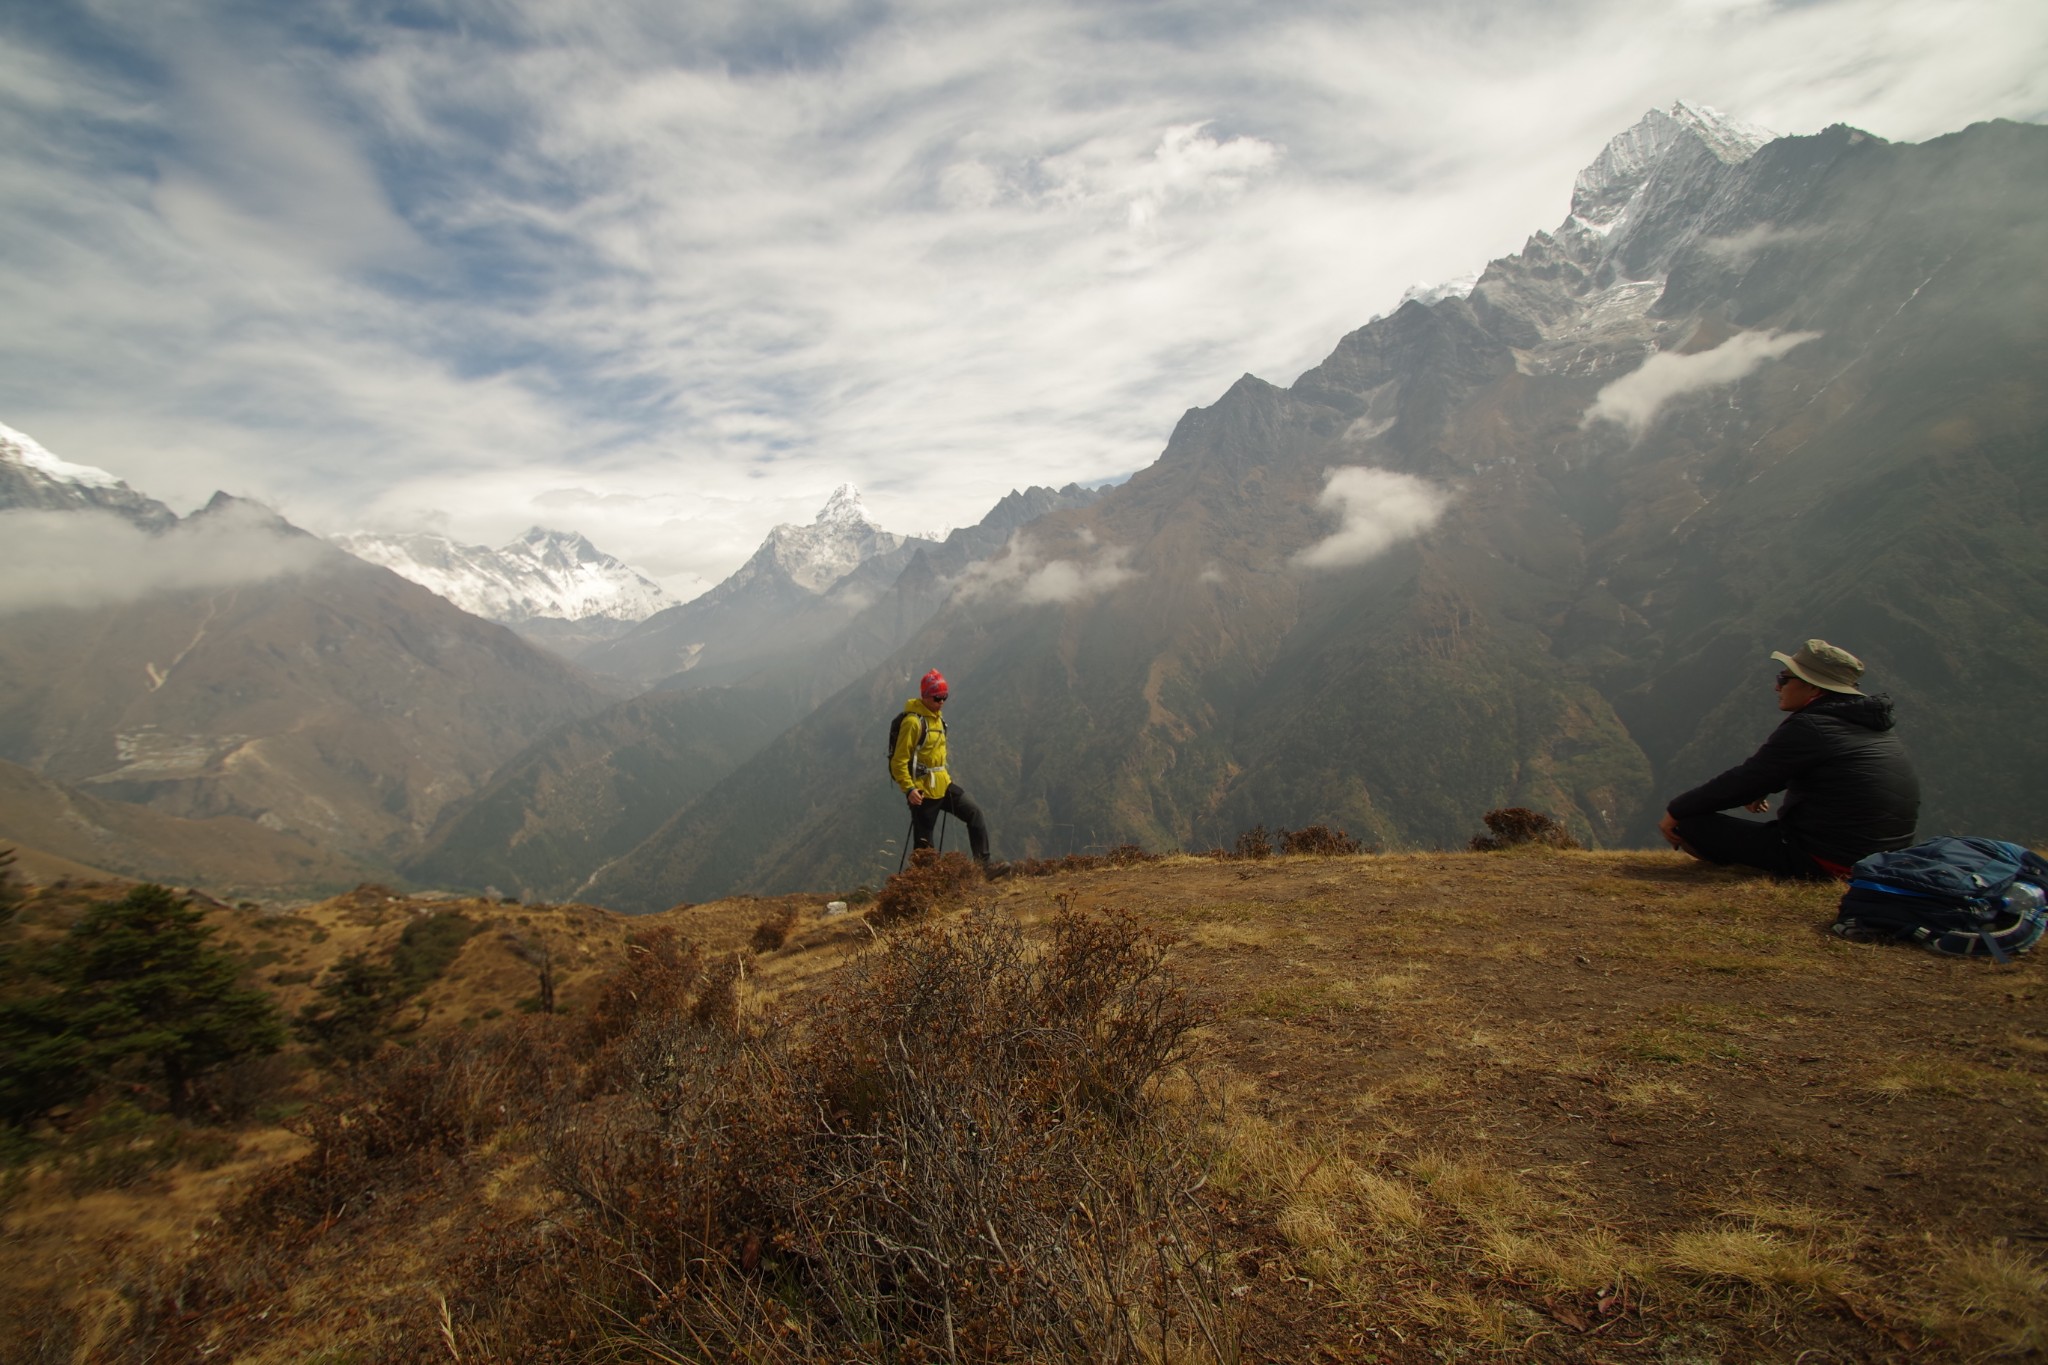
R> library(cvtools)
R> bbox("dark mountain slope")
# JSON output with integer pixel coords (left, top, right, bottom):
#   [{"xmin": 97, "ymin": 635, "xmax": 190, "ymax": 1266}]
[
  {"xmin": 399, "ymin": 685, "xmax": 792, "ymax": 901},
  {"xmin": 0, "ymin": 756, "xmax": 375, "ymax": 895},
  {"xmin": 591, "ymin": 114, "xmax": 2048, "ymax": 907},
  {"xmin": 0, "ymin": 506, "xmax": 618, "ymax": 860},
  {"xmin": 406, "ymin": 485, "xmax": 1104, "ymax": 900}
]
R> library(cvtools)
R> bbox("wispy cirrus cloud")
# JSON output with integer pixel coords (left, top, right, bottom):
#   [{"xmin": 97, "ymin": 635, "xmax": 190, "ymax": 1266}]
[{"xmin": 0, "ymin": 0, "xmax": 2042, "ymax": 598}]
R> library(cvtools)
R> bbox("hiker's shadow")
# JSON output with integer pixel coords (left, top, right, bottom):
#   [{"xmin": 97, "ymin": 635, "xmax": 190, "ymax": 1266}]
[{"xmin": 1604, "ymin": 859, "xmax": 1778, "ymax": 886}]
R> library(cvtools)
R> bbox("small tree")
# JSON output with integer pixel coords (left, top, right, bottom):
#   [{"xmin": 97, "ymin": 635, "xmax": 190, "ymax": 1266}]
[
  {"xmin": 44, "ymin": 884, "xmax": 287, "ymax": 1117},
  {"xmin": 294, "ymin": 953, "xmax": 401, "ymax": 1070}
]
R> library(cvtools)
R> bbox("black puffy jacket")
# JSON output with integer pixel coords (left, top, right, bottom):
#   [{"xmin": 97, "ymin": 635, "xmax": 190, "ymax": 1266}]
[{"xmin": 1667, "ymin": 694, "xmax": 1921, "ymax": 865}]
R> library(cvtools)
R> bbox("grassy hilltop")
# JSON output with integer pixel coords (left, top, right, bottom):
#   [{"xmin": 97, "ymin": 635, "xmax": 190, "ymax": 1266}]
[{"xmin": 2, "ymin": 846, "xmax": 2044, "ymax": 1362}]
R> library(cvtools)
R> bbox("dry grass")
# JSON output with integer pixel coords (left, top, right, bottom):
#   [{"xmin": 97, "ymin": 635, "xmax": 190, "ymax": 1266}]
[
  {"xmin": 1921, "ymin": 1237, "xmax": 2048, "ymax": 1358},
  {"xmin": 7, "ymin": 847, "xmax": 2046, "ymax": 1363}
]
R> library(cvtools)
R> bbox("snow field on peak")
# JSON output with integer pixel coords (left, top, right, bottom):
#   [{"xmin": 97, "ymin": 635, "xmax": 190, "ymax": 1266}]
[
  {"xmin": 335, "ymin": 528, "xmax": 668, "ymax": 625},
  {"xmin": 0, "ymin": 421, "xmax": 125, "ymax": 490},
  {"xmin": 1572, "ymin": 102, "xmax": 1774, "ymax": 225}
]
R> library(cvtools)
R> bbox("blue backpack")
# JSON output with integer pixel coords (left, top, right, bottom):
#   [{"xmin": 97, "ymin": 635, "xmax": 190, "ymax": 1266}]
[{"xmin": 1833, "ymin": 837, "xmax": 2048, "ymax": 961}]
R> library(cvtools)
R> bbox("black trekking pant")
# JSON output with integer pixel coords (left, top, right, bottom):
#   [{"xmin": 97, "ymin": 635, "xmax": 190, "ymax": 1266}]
[
  {"xmin": 1672, "ymin": 813, "xmax": 1836, "ymax": 881},
  {"xmin": 912, "ymin": 786, "xmax": 991, "ymax": 864}
]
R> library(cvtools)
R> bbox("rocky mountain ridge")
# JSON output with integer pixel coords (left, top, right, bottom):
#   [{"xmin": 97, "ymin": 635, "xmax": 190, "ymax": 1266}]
[
  {"xmin": 333, "ymin": 526, "xmax": 669, "ymax": 627},
  {"xmin": 578, "ymin": 107, "xmax": 2048, "ymax": 906},
  {"xmin": 575, "ymin": 484, "xmax": 940, "ymax": 686},
  {"xmin": 0, "ymin": 420, "xmax": 178, "ymax": 529}
]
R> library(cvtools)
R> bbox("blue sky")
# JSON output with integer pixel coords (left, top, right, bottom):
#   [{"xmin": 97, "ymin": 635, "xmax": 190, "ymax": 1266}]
[{"xmin": 3, "ymin": 0, "xmax": 2043, "ymax": 598}]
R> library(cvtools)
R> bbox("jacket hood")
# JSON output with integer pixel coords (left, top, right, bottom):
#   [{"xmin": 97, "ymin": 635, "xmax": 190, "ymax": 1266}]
[{"xmin": 1805, "ymin": 692, "xmax": 1897, "ymax": 732}]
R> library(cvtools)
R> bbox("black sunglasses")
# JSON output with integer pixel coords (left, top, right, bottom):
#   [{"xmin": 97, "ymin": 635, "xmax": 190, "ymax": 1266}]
[{"xmin": 1775, "ymin": 670, "xmax": 1797, "ymax": 687}]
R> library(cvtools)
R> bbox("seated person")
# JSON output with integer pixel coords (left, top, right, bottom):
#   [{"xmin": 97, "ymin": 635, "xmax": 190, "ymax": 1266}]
[{"xmin": 1658, "ymin": 639, "xmax": 1920, "ymax": 880}]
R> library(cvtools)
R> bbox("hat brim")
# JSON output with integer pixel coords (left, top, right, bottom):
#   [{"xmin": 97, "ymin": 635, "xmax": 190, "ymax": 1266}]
[{"xmin": 1769, "ymin": 650, "xmax": 1864, "ymax": 695}]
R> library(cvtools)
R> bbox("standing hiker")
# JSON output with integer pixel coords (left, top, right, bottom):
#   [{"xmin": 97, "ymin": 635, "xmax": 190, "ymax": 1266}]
[
  {"xmin": 891, "ymin": 668, "xmax": 992, "ymax": 866},
  {"xmin": 1658, "ymin": 639, "xmax": 1920, "ymax": 879}
]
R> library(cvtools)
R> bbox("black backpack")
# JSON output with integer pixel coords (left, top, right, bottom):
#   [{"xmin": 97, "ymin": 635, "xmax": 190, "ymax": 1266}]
[
  {"xmin": 886, "ymin": 711, "xmax": 928, "ymax": 768},
  {"xmin": 1833, "ymin": 837, "xmax": 2048, "ymax": 961}
]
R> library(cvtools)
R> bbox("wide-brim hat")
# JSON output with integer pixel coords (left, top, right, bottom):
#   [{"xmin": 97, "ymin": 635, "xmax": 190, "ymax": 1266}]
[{"xmin": 1770, "ymin": 639, "xmax": 1865, "ymax": 695}]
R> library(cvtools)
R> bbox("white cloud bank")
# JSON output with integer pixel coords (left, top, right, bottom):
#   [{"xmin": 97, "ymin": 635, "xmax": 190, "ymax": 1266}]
[
  {"xmin": 1584, "ymin": 329, "xmax": 1823, "ymax": 437},
  {"xmin": 1294, "ymin": 467, "xmax": 1452, "ymax": 571},
  {"xmin": 950, "ymin": 532, "xmax": 1138, "ymax": 607},
  {"xmin": 1, "ymin": 0, "xmax": 2042, "ymax": 596},
  {"xmin": 0, "ymin": 507, "xmax": 327, "ymax": 614}
]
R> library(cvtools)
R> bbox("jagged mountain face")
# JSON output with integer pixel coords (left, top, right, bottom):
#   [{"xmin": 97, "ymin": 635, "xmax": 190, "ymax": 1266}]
[
  {"xmin": 333, "ymin": 526, "xmax": 668, "ymax": 629},
  {"xmin": 587, "ymin": 109, "xmax": 2048, "ymax": 906},
  {"xmin": 753, "ymin": 484, "xmax": 909, "ymax": 592},
  {"xmin": 578, "ymin": 484, "xmax": 937, "ymax": 686},
  {"xmin": 0, "ymin": 421, "xmax": 178, "ymax": 529}
]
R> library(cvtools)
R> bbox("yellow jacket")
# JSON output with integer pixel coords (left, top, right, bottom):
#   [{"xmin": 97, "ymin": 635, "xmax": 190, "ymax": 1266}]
[{"xmin": 890, "ymin": 697, "xmax": 951, "ymax": 799}]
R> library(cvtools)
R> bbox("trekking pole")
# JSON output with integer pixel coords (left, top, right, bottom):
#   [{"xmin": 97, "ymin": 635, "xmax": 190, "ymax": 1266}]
[
  {"xmin": 936, "ymin": 810, "xmax": 948, "ymax": 855},
  {"xmin": 897, "ymin": 809, "xmax": 915, "ymax": 873}
]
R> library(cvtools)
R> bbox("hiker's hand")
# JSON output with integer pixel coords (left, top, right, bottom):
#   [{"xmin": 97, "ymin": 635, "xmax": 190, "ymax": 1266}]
[
  {"xmin": 1744, "ymin": 798, "xmax": 1770, "ymax": 814},
  {"xmin": 906, "ymin": 789, "xmax": 924, "ymax": 806},
  {"xmin": 1657, "ymin": 811, "xmax": 1682, "ymax": 848}
]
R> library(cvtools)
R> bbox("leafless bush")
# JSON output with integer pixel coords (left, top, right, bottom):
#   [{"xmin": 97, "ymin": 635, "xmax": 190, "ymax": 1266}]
[
  {"xmin": 137, "ymin": 910, "xmax": 1238, "ymax": 1364},
  {"xmin": 584, "ymin": 924, "xmax": 703, "ymax": 1050},
  {"xmin": 1279, "ymin": 824, "xmax": 1364, "ymax": 856},
  {"xmin": 870, "ymin": 848, "xmax": 987, "ymax": 925},
  {"xmin": 541, "ymin": 905, "xmax": 1233, "ymax": 1362},
  {"xmin": 1233, "ymin": 825, "xmax": 1273, "ymax": 860},
  {"xmin": 1470, "ymin": 807, "xmax": 1583, "ymax": 852},
  {"xmin": 249, "ymin": 1021, "xmax": 571, "ymax": 1232},
  {"xmin": 690, "ymin": 950, "xmax": 748, "ymax": 1034},
  {"xmin": 750, "ymin": 902, "xmax": 801, "ymax": 952}
]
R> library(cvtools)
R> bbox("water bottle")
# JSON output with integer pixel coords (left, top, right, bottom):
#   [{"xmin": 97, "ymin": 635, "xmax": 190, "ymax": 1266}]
[{"xmin": 2004, "ymin": 880, "xmax": 2047, "ymax": 921}]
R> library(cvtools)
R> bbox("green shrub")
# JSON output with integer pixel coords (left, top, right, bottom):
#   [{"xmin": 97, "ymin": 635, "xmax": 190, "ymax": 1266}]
[{"xmin": 390, "ymin": 911, "xmax": 479, "ymax": 994}]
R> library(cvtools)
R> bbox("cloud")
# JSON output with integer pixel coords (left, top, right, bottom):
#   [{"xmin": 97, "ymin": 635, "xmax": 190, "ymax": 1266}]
[
  {"xmin": 1584, "ymin": 328, "xmax": 1823, "ymax": 436},
  {"xmin": 1694, "ymin": 222, "xmax": 1824, "ymax": 266},
  {"xmin": 950, "ymin": 532, "xmax": 1138, "ymax": 606},
  {"xmin": 1293, "ymin": 467, "xmax": 1452, "ymax": 570},
  {"xmin": 0, "ymin": 0, "xmax": 2042, "ymax": 598},
  {"xmin": 0, "ymin": 506, "xmax": 327, "ymax": 614}
]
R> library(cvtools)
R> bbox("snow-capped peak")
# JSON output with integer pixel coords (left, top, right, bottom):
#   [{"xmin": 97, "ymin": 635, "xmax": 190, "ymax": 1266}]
[
  {"xmin": 743, "ymin": 485, "xmax": 917, "ymax": 593},
  {"xmin": 1399, "ymin": 273, "xmax": 1481, "ymax": 309},
  {"xmin": 1571, "ymin": 102, "xmax": 1774, "ymax": 229},
  {"xmin": 0, "ymin": 420, "xmax": 125, "ymax": 490},
  {"xmin": 813, "ymin": 483, "xmax": 878, "ymax": 530},
  {"xmin": 334, "ymin": 526, "xmax": 668, "ymax": 624}
]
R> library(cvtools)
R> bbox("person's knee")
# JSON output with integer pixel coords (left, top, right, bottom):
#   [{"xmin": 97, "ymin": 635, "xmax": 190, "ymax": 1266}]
[{"xmin": 1668, "ymin": 817, "xmax": 1712, "ymax": 861}]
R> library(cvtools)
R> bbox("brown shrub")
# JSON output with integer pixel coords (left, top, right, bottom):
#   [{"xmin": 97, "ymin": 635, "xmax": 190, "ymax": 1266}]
[
  {"xmin": 1234, "ymin": 825, "xmax": 1273, "ymax": 860},
  {"xmin": 1279, "ymin": 824, "xmax": 1364, "ymax": 856},
  {"xmin": 1002, "ymin": 842, "xmax": 1161, "ymax": 879},
  {"xmin": 749, "ymin": 902, "xmax": 801, "ymax": 953},
  {"xmin": 869, "ymin": 848, "xmax": 986, "ymax": 925},
  {"xmin": 131, "ymin": 909, "xmax": 1237, "ymax": 1365},
  {"xmin": 1470, "ymin": 806, "xmax": 1583, "ymax": 852},
  {"xmin": 538, "ymin": 905, "xmax": 1228, "ymax": 1362},
  {"xmin": 583, "ymin": 924, "xmax": 703, "ymax": 1050},
  {"xmin": 690, "ymin": 951, "xmax": 748, "ymax": 1034}
]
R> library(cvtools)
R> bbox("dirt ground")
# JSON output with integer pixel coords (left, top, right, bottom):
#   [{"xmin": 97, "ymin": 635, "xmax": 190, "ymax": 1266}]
[{"xmin": 986, "ymin": 849, "xmax": 2048, "ymax": 1363}]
